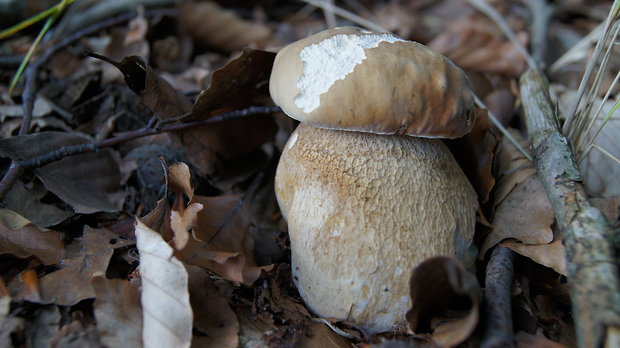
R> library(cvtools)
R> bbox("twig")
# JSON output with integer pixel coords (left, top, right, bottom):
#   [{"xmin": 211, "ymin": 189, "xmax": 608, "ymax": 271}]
[
  {"xmin": 0, "ymin": 10, "xmax": 174, "ymax": 201},
  {"xmin": 1, "ymin": 105, "xmax": 280, "ymax": 175},
  {"xmin": 520, "ymin": 68, "xmax": 620, "ymax": 348},
  {"xmin": 482, "ymin": 247, "xmax": 516, "ymax": 348}
]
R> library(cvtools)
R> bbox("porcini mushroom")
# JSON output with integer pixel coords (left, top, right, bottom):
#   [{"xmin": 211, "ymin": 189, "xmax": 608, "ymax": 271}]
[{"xmin": 270, "ymin": 27, "xmax": 479, "ymax": 333}]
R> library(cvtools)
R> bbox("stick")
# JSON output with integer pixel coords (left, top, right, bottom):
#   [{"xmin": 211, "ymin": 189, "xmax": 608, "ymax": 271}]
[
  {"xmin": 520, "ymin": 68, "xmax": 620, "ymax": 348},
  {"xmin": 482, "ymin": 247, "xmax": 516, "ymax": 348},
  {"xmin": 1, "ymin": 105, "xmax": 280, "ymax": 176}
]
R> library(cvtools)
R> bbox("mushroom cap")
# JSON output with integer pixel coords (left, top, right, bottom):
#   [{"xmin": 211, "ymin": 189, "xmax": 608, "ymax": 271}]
[
  {"xmin": 275, "ymin": 123, "xmax": 478, "ymax": 332},
  {"xmin": 269, "ymin": 27, "xmax": 476, "ymax": 139}
]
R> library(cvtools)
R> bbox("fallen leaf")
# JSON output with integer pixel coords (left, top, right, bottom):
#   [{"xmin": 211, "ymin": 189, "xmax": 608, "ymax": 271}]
[
  {"xmin": 179, "ymin": 49, "xmax": 278, "ymax": 175},
  {"xmin": 178, "ymin": 1, "xmax": 271, "ymax": 52},
  {"xmin": 0, "ymin": 132, "xmax": 124, "ymax": 214},
  {"xmin": 515, "ymin": 331, "xmax": 568, "ymax": 348},
  {"xmin": 500, "ymin": 238, "xmax": 566, "ymax": 275},
  {"xmin": 0, "ymin": 209, "xmax": 64, "ymax": 265},
  {"xmin": 170, "ymin": 202, "xmax": 203, "ymax": 250},
  {"xmin": 135, "ymin": 220, "xmax": 192, "ymax": 348},
  {"xmin": 37, "ymin": 227, "xmax": 133, "ymax": 305},
  {"xmin": 492, "ymin": 128, "xmax": 536, "ymax": 207},
  {"xmin": 446, "ymin": 108, "xmax": 497, "ymax": 203},
  {"xmin": 92, "ymin": 276, "xmax": 143, "ymax": 348},
  {"xmin": 178, "ymin": 193, "xmax": 273, "ymax": 285},
  {"xmin": 482, "ymin": 175, "xmax": 555, "ymax": 256},
  {"xmin": 406, "ymin": 256, "xmax": 481, "ymax": 348},
  {"xmin": 169, "ymin": 162, "xmax": 194, "ymax": 200},
  {"xmin": 429, "ymin": 14, "xmax": 527, "ymax": 76},
  {"xmin": 1, "ymin": 181, "xmax": 73, "ymax": 228},
  {"xmin": 186, "ymin": 265, "xmax": 239, "ymax": 348}
]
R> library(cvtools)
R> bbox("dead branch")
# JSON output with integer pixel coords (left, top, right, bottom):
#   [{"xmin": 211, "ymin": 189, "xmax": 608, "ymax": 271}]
[
  {"xmin": 520, "ymin": 68, "xmax": 620, "ymax": 348},
  {"xmin": 482, "ymin": 247, "xmax": 516, "ymax": 348},
  {"xmin": 0, "ymin": 106, "xmax": 280, "ymax": 199}
]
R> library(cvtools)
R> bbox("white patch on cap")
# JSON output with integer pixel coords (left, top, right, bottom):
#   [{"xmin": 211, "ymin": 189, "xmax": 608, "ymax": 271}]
[{"xmin": 295, "ymin": 33, "xmax": 405, "ymax": 113}]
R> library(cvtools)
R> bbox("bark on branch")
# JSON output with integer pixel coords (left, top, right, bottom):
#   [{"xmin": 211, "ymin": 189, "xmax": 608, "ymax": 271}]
[{"xmin": 520, "ymin": 68, "xmax": 620, "ymax": 348}]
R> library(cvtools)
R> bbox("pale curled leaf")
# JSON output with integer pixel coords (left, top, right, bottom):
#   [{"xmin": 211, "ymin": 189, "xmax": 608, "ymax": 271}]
[
  {"xmin": 168, "ymin": 162, "xmax": 194, "ymax": 200},
  {"xmin": 170, "ymin": 203, "xmax": 203, "ymax": 250},
  {"xmin": 135, "ymin": 220, "xmax": 192, "ymax": 348}
]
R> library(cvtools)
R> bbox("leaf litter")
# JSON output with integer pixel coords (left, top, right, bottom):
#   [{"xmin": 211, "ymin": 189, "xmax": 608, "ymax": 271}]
[{"xmin": 0, "ymin": 1, "xmax": 617, "ymax": 347}]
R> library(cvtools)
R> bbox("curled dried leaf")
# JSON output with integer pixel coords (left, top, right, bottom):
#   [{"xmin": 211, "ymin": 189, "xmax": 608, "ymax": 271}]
[{"xmin": 406, "ymin": 256, "xmax": 481, "ymax": 347}]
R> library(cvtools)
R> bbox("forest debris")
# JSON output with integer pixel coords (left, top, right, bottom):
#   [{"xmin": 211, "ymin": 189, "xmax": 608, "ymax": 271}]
[
  {"xmin": 135, "ymin": 220, "xmax": 192, "ymax": 348},
  {"xmin": 178, "ymin": 1, "xmax": 271, "ymax": 52},
  {"xmin": 26, "ymin": 305, "xmax": 61, "ymax": 348},
  {"xmin": 406, "ymin": 256, "xmax": 481, "ymax": 347},
  {"xmin": 482, "ymin": 247, "xmax": 515, "ymax": 348},
  {"xmin": 0, "ymin": 132, "xmax": 124, "ymax": 214},
  {"xmin": 187, "ymin": 265, "xmax": 239, "ymax": 348},
  {"xmin": 520, "ymin": 68, "xmax": 620, "ymax": 347},
  {"xmin": 554, "ymin": 87, "xmax": 620, "ymax": 198},
  {"xmin": 1, "ymin": 181, "xmax": 73, "ymax": 227},
  {"xmin": 0, "ymin": 209, "xmax": 64, "ymax": 265},
  {"xmin": 446, "ymin": 109, "xmax": 496, "ymax": 202},
  {"xmin": 515, "ymin": 331, "xmax": 568, "ymax": 348},
  {"xmin": 92, "ymin": 276, "xmax": 143, "ymax": 348},
  {"xmin": 36, "ymin": 227, "xmax": 133, "ymax": 306},
  {"xmin": 482, "ymin": 175, "xmax": 555, "ymax": 255},
  {"xmin": 429, "ymin": 15, "xmax": 527, "ymax": 76}
]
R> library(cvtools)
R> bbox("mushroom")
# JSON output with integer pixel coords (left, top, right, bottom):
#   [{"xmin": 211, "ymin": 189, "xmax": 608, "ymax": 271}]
[{"xmin": 270, "ymin": 27, "xmax": 479, "ymax": 333}]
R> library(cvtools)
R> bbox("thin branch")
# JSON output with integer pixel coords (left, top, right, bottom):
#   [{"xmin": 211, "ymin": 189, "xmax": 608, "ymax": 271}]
[
  {"xmin": 520, "ymin": 68, "xmax": 620, "ymax": 348},
  {"xmin": 7, "ymin": 106, "xmax": 281, "ymax": 173},
  {"xmin": 482, "ymin": 247, "xmax": 516, "ymax": 348}
]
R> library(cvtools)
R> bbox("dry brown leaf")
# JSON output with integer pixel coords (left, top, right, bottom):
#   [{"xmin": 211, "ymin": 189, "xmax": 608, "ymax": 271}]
[
  {"xmin": 0, "ymin": 132, "xmax": 123, "ymax": 214},
  {"xmin": 37, "ymin": 227, "xmax": 133, "ymax": 305},
  {"xmin": 100, "ymin": 11, "xmax": 150, "ymax": 85},
  {"xmin": 178, "ymin": 193, "xmax": 273, "ymax": 285},
  {"xmin": 92, "ymin": 276, "xmax": 143, "ymax": 348},
  {"xmin": 446, "ymin": 109, "xmax": 496, "ymax": 203},
  {"xmin": 171, "ymin": 203, "xmax": 203, "ymax": 250},
  {"xmin": 135, "ymin": 220, "xmax": 192, "ymax": 348},
  {"xmin": 169, "ymin": 162, "xmax": 194, "ymax": 200},
  {"xmin": 515, "ymin": 331, "xmax": 568, "ymax": 348},
  {"xmin": 186, "ymin": 265, "xmax": 239, "ymax": 348},
  {"xmin": 429, "ymin": 15, "xmax": 527, "ymax": 76},
  {"xmin": 492, "ymin": 128, "xmax": 537, "ymax": 209},
  {"xmin": 180, "ymin": 49, "xmax": 277, "ymax": 176},
  {"xmin": 0, "ymin": 209, "xmax": 64, "ymax": 265},
  {"xmin": 482, "ymin": 175, "xmax": 555, "ymax": 255},
  {"xmin": 406, "ymin": 256, "xmax": 481, "ymax": 348},
  {"xmin": 1, "ymin": 181, "xmax": 73, "ymax": 228},
  {"xmin": 500, "ymin": 238, "xmax": 566, "ymax": 275},
  {"xmin": 178, "ymin": 1, "xmax": 271, "ymax": 52}
]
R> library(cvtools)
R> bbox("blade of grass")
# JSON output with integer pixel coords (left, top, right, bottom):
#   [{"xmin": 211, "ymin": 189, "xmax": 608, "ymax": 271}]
[
  {"xmin": 0, "ymin": 0, "xmax": 76, "ymax": 40},
  {"xmin": 6, "ymin": 0, "xmax": 73, "ymax": 97},
  {"xmin": 562, "ymin": 0, "xmax": 620, "ymax": 135}
]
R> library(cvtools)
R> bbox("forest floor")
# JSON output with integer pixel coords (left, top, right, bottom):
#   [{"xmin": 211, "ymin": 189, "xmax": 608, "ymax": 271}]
[{"xmin": 0, "ymin": 0, "xmax": 619, "ymax": 347}]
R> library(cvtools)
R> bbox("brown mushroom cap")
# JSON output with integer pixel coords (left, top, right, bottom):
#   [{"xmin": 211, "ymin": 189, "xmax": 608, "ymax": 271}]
[
  {"xmin": 275, "ymin": 123, "xmax": 478, "ymax": 332},
  {"xmin": 269, "ymin": 27, "xmax": 476, "ymax": 138}
]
